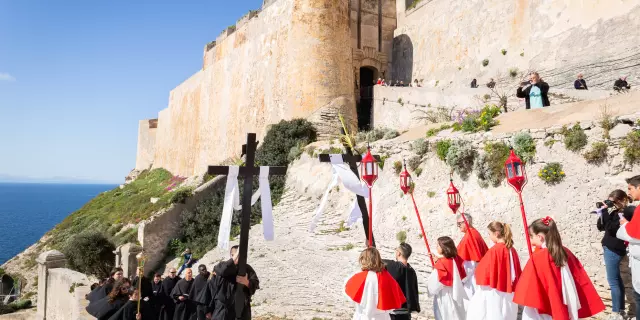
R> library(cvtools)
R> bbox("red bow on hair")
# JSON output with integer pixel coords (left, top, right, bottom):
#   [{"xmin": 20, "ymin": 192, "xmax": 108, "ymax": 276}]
[{"xmin": 541, "ymin": 216, "xmax": 553, "ymax": 226}]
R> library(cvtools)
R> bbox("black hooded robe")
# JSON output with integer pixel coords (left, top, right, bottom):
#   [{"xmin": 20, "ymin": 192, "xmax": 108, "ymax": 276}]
[
  {"xmin": 190, "ymin": 272, "xmax": 210, "ymax": 320},
  {"xmin": 132, "ymin": 276, "xmax": 156, "ymax": 319},
  {"xmin": 107, "ymin": 300, "xmax": 156, "ymax": 320},
  {"xmin": 170, "ymin": 278, "xmax": 197, "ymax": 320},
  {"xmin": 159, "ymin": 276, "xmax": 181, "ymax": 320},
  {"xmin": 196, "ymin": 259, "xmax": 259, "ymax": 320},
  {"xmin": 87, "ymin": 279, "xmax": 115, "ymax": 303},
  {"xmin": 86, "ymin": 295, "xmax": 128, "ymax": 320},
  {"xmin": 383, "ymin": 259, "xmax": 421, "ymax": 317}
]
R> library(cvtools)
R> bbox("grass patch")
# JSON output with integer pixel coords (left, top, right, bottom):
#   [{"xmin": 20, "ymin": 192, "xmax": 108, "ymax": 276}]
[
  {"xmin": 538, "ymin": 163, "xmax": 566, "ymax": 185},
  {"xmin": 436, "ymin": 139, "xmax": 452, "ymax": 161},
  {"xmin": 482, "ymin": 59, "xmax": 489, "ymax": 67},
  {"xmin": 513, "ymin": 132, "xmax": 536, "ymax": 163},
  {"xmin": 427, "ymin": 191, "xmax": 436, "ymax": 198},
  {"xmin": 561, "ymin": 124, "xmax": 588, "ymax": 152},
  {"xmin": 583, "ymin": 142, "xmax": 608, "ymax": 165},
  {"xmin": 415, "ymin": 167, "xmax": 423, "ymax": 177},
  {"xmin": 396, "ymin": 231, "xmax": 407, "ymax": 243},
  {"xmin": 622, "ymin": 130, "xmax": 640, "ymax": 164},
  {"xmin": 393, "ymin": 161, "xmax": 403, "ymax": 175}
]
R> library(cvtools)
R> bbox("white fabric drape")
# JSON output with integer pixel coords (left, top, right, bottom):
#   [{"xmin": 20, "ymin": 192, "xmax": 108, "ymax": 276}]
[
  {"xmin": 466, "ymin": 250, "xmax": 519, "ymax": 320},
  {"xmin": 427, "ymin": 259, "xmax": 468, "ymax": 320},
  {"xmin": 218, "ymin": 166, "xmax": 276, "ymax": 250},
  {"xmin": 310, "ymin": 154, "xmax": 368, "ymax": 232}
]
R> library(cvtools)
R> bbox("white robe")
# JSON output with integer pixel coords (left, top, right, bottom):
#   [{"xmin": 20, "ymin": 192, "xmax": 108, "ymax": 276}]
[
  {"xmin": 465, "ymin": 251, "xmax": 518, "ymax": 320},
  {"xmin": 462, "ymin": 260, "xmax": 479, "ymax": 299},
  {"xmin": 520, "ymin": 266, "xmax": 581, "ymax": 320},
  {"xmin": 427, "ymin": 259, "xmax": 468, "ymax": 320},
  {"xmin": 349, "ymin": 271, "xmax": 391, "ymax": 320},
  {"xmin": 617, "ymin": 223, "xmax": 640, "ymax": 293}
]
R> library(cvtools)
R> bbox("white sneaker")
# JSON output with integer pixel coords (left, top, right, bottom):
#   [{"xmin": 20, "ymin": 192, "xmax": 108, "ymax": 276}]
[{"xmin": 607, "ymin": 313, "xmax": 624, "ymax": 320}]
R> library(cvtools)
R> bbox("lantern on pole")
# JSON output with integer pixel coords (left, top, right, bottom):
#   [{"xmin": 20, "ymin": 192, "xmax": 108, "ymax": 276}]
[
  {"xmin": 360, "ymin": 144, "xmax": 378, "ymax": 247},
  {"xmin": 399, "ymin": 161, "xmax": 434, "ymax": 267},
  {"xmin": 446, "ymin": 178, "xmax": 470, "ymax": 230},
  {"xmin": 504, "ymin": 147, "xmax": 533, "ymax": 256}
]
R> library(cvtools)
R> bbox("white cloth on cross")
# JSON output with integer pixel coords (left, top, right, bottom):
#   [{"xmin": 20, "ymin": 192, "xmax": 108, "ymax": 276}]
[
  {"xmin": 309, "ymin": 154, "xmax": 369, "ymax": 232},
  {"xmin": 217, "ymin": 165, "xmax": 275, "ymax": 251}
]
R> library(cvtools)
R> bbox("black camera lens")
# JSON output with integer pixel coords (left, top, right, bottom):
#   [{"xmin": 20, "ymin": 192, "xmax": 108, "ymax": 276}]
[
  {"xmin": 604, "ymin": 200, "xmax": 615, "ymax": 207},
  {"xmin": 596, "ymin": 202, "xmax": 604, "ymax": 208}
]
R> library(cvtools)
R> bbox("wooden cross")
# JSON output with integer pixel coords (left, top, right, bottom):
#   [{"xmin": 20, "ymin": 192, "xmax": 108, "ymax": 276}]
[
  {"xmin": 207, "ymin": 133, "xmax": 287, "ymax": 318},
  {"xmin": 318, "ymin": 139, "xmax": 381, "ymax": 247}
]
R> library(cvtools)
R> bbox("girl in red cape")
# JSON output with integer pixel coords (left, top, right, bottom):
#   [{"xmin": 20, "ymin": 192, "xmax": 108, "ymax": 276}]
[
  {"xmin": 456, "ymin": 213, "xmax": 489, "ymax": 298},
  {"xmin": 466, "ymin": 221, "xmax": 522, "ymax": 320},
  {"xmin": 345, "ymin": 247, "xmax": 406, "ymax": 320},
  {"xmin": 513, "ymin": 217, "xmax": 605, "ymax": 320},
  {"xmin": 427, "ymin": 236, "xmax": 468, "ymax": 320}
]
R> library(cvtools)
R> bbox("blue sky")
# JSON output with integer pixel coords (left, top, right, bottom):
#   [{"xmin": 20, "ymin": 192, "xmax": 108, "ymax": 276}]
[{"xmin": 0, "ymin": 0, "xmax": 262, "ymax": 184}]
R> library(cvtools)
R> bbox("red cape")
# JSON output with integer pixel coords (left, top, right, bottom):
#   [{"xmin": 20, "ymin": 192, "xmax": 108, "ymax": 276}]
[
  {"xmin": 513, "ymin": 247, "xmax": 605, "ymax": 320},
  {"xmin": 623, "ymin": 206, "xmax": 640, "ymax": 238},
  {"xmin": 474, "ymin": 243, "xmax": 522, "ymax": 293},
  {"xmin": 436, "ymin": 256, "xmax": 467, "ymax": 286},
  {"xmin": 457, "ymin": 227, "xmax": 489, "ymax": 262},
  {"xmin": 345, "ymin": 270, "xmax": 406, "ymax": 311}
]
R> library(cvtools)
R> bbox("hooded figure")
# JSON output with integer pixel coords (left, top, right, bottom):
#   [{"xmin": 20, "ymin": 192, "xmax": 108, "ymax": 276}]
[{"xmin": 170, "ymin": 268, "xmax": 197, "ymax": 320}]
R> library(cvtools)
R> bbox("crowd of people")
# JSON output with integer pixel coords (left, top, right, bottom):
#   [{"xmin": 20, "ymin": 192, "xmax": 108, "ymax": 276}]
[
  {"xmin": 345, "ymin": 175, "xmax": 640, "ymax": 320},
  {"xmin": 84, "ymin": 245, "xmax": 258, "ymax": 320},
  {"xmin": 375, "ymin": 78, "xmax": 423, "ymax": 87}
]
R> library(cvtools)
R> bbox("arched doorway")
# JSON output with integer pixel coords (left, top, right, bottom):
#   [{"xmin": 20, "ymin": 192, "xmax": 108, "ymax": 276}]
[{"xmin": 358, "ymin": 66, "xmax": 378, "ymax": 131}]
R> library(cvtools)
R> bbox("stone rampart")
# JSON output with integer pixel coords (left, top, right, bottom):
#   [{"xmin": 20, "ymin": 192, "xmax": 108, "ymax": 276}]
[
  {"xmin": 153, "ymin": 0, "xmax": 356, "ymax": 177},
  {"xmin": 134, "ymin": 119, "xmax": 157, "ymax": 170},
  {"xmin": 393, "ymin": 0, "xmax": 640, "ymax": 90}
]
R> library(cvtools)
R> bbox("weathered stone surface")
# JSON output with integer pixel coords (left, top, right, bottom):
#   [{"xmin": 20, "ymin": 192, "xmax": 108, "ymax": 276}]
[{"xmin": 609, "ymin": 123, "xmax": 633, "ymax": 139}]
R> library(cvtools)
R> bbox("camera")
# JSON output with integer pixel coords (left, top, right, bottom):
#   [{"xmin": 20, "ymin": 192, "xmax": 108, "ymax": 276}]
[{"xmin": 596, "ymin": 200, "xmax": 615, "ymax": 208}]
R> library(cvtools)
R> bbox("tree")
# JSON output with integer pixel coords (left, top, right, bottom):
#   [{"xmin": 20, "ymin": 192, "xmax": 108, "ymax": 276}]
[{"xmin": 63, "ymin": 231, "xmax": 115, "ymax": 279}]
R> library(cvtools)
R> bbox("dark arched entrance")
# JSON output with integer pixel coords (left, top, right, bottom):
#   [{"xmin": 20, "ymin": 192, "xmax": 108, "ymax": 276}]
[{"xmin": 358, "ymin": 66, "xmax": 377, "ymax": 131}]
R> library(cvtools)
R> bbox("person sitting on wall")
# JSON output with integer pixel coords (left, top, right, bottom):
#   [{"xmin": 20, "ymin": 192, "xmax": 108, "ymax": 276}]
[
  {"xmin": 574, "ymin": 73, "xmax": 588, "ymax": 90},
  {"xmin": 377, "ymin": 78, "xmax": 382, "ymax": 85},
  {"xmin": 470, "ymin": 79, "xmax": 478, "ymax": 88},
  {"xmin": 516, "ymin": 72, "xmax": 550, "ymax": 109},
  {"xmin": 486, "ymin": 78, "xmax": 496, "ymax": 89},
  {"xmin": 400, "ymin": 81, "xmax": 405, "ymax": 87},
  {"xmin": 414, "ymin": 79, "xmax": 421, "ymax": 87},
  {"xmin": 614, "ymin": 76, "xmax": 631, "ymax": 92}
]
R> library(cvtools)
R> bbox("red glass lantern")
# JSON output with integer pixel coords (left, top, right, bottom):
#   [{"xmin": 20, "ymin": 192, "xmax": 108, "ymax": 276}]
[
  {"xmin": 399, "ymin": 160, "xmax": 413, "ymax": 195},
  {"xmin": 360, "ymin": 145, "xmax": 379, "ymax": 188},
  {"xmin": 446, "ymin": 179, "xmax": 461, "ymax": 214},
  {"xmin": 504, "ymin": 147, "xmax": 528, "ymax": 193}
]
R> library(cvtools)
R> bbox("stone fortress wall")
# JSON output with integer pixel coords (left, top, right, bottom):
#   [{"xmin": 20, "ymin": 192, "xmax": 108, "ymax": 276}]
[{"xmin": 392, "ymin": 0, "xmax": 640, "ymax": 90}]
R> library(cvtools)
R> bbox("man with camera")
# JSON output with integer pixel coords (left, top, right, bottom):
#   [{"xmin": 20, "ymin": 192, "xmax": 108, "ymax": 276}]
[{"xmin": 594, "ymin": 189, "xmax": 636, "ymax": 319}]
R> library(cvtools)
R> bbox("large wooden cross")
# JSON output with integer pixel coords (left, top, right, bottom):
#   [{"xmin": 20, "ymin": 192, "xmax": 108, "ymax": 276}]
[
  {"xmin": 207, "ymin": 133, "xmax": 287, "ymax": 318},
  {"xmin": 318, "ymin": 136, "xmax": 381, "ymax": 247}
]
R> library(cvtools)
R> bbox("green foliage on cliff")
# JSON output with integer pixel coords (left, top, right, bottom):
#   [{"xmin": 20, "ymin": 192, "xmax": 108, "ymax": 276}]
[
  {"xmin": 62, "ymin": 231, "xmax": 115, "ymax": 279},
  {"xmin": 47, "ymin": 168, "xmax": 174, "ymax": 249}
]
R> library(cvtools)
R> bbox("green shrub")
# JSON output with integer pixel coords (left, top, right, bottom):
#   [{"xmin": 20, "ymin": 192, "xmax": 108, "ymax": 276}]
[
  {"xmin": 520, "ymin": 52, "xmax": 525, "ymax": 57},
  {"xmin": 305, "ymin": 145, "xmax": 317, "ymax": 157},
  {"xmin": 356, "ymin": 128, "xmax": 399, "ymax": 142},
  {"xmin": 513, "ymin": 132, "xmax": 536, "ymax": 163},
  {"xmin": 112, "ymin": 227, "xmax": 138, "ymax": 246},
  {"xmin": 62, "ymin": 231, "xmax": 115, "ymax": 279},
  {"xmin": 501, "ymin": 49, "xmax": 507, "ymax": 55},
  {"xmin": 256, "ymin": 119, "xmax": 317, "ymax": 166},
  {"xmin": 411, "ymin": 138, "xmax": 429, "ymax": 156},
  {"xmin": 427, "ymin": 191, "xmax": 436, "ymax": 198},
  {"xmin": 544, "ymin": 139, "xmax": 558, "ymax": 147},
  {"xmin": 426, "ymin": 128, "xmax": 438, "ymax": 137},
  {"xmin": 583, "ymin": 142, "xmax": 608, "ymax": 164},
  {"xmin": 384, "ymin": 130, "xmax": 400, "ymax": 140},
  {"xmin": 170, "ymin": 187, "xmax": 194, "ymax": 204},
  {"xmin": 0, "ymin": 267, "xmax": 4, "ymax": 276},
  {"xmin": 415, "ymin": 167, "xmax": 423, "ymax": 177},
  {"xmin": 562, "ymin": 124, "xmax": 588, "ymax": 152},
  {"xmin": 203, "ymin": 173, "xmax": 216, "ymax": 183},
  {"xmin": 455, "ymin": 106, "xmax": 501, "ymax": 133},
  {"xmin": 538, "ymin": 163, "xmax": 566, "ymax": 185},
  {"xmin": 474, "ymin": 142, "xmax": 510, "ymax": 188},
  {"xmin": 393, "ymin": 161, "xmax": 403, "ymax": 175},
  {"xmin": 483, "ymin": 94, "xmax": 491, "ymax": 101},
  {"xmin": 397, "ymin": 98, "xmax": 404, "ymax": 106},
  {"xmin": 407, "ymin": 156, "xmax": 421, "ymax": 171},
  {"xmin": 446, "ymin": 141, "xmax": 478, "ymax": 178},
  {"xmin": 379, "ymin": 154, "xmax": 389, "ymax": 170},
  {"xmin": 509, "ymin": 68, "xmax": 519, "ymax": 78},
  {"xmin": 287, "ymin": 141, "xmax": 306, "ymax": 162},
  {"xmin": 436, "ymin": 140, "xmax": 452, "ymax": 161},
  {"xmin": 622, "ymin": 131, "xmax": 640, "ymax": 164},
  {"xmin": 482, "ymin": 59, "xmax": 489, "ymax": 67},
  {"xmin": 396, "ymin": 231, "xmax": 407, "ymax": 244}
]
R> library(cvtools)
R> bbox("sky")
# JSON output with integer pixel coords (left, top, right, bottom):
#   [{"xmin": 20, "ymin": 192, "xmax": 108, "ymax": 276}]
[{"xmin": 0, "ymin": 0, "xmax": 263, "ymax": 184}]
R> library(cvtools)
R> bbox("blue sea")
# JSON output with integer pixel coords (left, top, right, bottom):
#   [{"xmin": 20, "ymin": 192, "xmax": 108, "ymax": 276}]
[{"xmin": 0, "ymin": 183, "xmax": 117, "ymax": 265}]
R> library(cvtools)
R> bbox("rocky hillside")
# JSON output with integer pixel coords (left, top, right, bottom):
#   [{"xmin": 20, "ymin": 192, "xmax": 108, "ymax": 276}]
[{"xmin": 182, "ymin": 95, "xmax": 640, "ymax": 319}]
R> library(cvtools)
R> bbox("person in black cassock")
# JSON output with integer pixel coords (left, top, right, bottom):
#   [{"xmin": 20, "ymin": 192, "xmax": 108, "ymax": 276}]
[
  {"xmin": 107, "ymin": 288, "xmax": 155, "ymax": 320},
  {"xmin": 170, "ymin": 268, "xmax": 197, "ymax": 320},
  {"xmin": 190, "ymin": 264, "xmax": 211, "ymax": 320},
  {"xmin": 87, "ymin": 268, "xmax": 124, "ymax": 303},
  {"xmin": 151, "ymin": 273, "xmax": 163, "ymax": 309},
  {"xmin": 159, "ymin": 268, "xmax": 181, "ymax": 320},
  {"xmin": 383, "ymin": 243, "xmax": 420, "ymax": 320},
  {"xmin": 196, "ymin": 245, "xmax": 260, "ymax": 320},
  {"xmin": 86, "ymin": 278, "xmax": 131, "ymax": 320},
  {"xmin": 131, "ymin": 268, "xmax": 155, "ymax": 319}
]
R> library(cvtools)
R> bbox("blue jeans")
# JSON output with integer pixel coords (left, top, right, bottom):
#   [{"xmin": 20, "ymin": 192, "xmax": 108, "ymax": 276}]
[{"xmin": 604, "ymin": 246, "xmax": 626, "ymax": 313}]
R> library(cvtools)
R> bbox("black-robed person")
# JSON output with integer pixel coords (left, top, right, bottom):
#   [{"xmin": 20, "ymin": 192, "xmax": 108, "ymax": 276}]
[
  {"xmin": 107, "ymin": 288, "xmax": 155, "ymax": 320},
  {"xmin": 151, "ymin": 273, "xmax": 163, "ymax": 309},
  {"xmin": 170, "ymin": 268, "xmax": 197, "ymax": 320},
  {"xmin": 86, "ymin": 278, "xmax": 131, "ymax": 320},
  {"xmin": 190, "ymin": 264, "xmax": 211, "ymax": 320},
  {"xmin": 159, "ymin": 268, "xmax": 181, "ymax": 320},
  {"xmin": 87, "ymin": 268, "xmax": 124, "ymax": 303},
  {"xmin": 196, "ymin": 245, "xmax": 259, "ymax": 320},
  {"xmin": 131, "ymin": 268, "xmax": 155, "ymax": 319},
  {"xmin": 383, "ymin": 243, "xmax": 420, "ymax": 320}
]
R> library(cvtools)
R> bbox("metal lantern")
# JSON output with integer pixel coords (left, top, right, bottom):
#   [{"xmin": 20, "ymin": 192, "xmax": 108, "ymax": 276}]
[
  {"xmin": 399, "ymin": 160, "xmax": 413, "ymax": 195},
  {"xmin": 504, "ymin": 147, "xmax": 527, "ymax": 193},
  {"xmin": 360, "ymin": 145, "xmax": 379, "ymax": 188},
  {"xmin": 446, "ymin": 179, "xmax": 461, "ymax": 214}
]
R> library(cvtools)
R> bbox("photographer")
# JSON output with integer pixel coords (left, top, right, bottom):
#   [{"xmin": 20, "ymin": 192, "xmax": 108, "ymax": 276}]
[{"xmin": 595, "ymin": 189, "xmax": 636, "ymax": 318}]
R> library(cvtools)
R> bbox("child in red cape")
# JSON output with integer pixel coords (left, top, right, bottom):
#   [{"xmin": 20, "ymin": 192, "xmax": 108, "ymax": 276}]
[
  {"xmin": 345, "ymin": 247, "xmax": 406, "ymax": 320},
  {"xmin": 513, "ymin": 217, "xmax": 605, "ymax": 320},
  {"xmin": 427, "ymin": 236, "xmax": 468, "ymax": 320},
  {"xmin": 456, "ymin": 213, "xmax": 489, "ymax": 298},
  {"xmin": 466, "ymin": 221, "xmax": 522, "ymax": 320}
]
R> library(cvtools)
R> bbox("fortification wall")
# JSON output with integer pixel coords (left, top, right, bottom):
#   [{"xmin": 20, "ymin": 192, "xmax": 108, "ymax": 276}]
[
  {"xmin": 154, "ymin": 0, "xmax": 355, "ymax": 177},
  {"xmin": 392, "ymin": 0, "xmax": 640, "ymax": 89},
  {"xmin": 135, "ymin": 119, "xmax": 157, "ymax": 170}
]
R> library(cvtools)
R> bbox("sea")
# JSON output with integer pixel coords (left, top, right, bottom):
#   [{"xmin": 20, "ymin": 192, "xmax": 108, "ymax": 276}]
[{"xmin": 0, "ymin": 183, "xmax": 117, "ymax": 265}]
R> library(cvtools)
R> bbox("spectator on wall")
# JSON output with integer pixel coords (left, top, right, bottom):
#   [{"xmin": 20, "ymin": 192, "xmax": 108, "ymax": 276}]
[
  {"xmin": 574, "ymin": 73, "xmax": 588, "ymax": 90},
  {"xmin": 400, "ymin": 80, "xmax": 405, "ymax": 87},
  {"xmin": 377, "ymin": 78, "xmax": 382, "ymax": 85},
  {"xmin": 470, "ymin": 79, "xmax": 478, "ymax": 88},
  {"xmin": 614, "ymin": 76, "xmax": 631, "ymax": 92},
  {"xmin": 414, "ymin": 79, "xmax": 421, "ymax": 87},
  {"xmin": 516, "ymin": 72, "xmax": 550, "ymax": 109},
  {"xmin": 486, "ymin": 78, "xmax": 496, "ymax": 89},
  {"xmin": 177, "ymin": 248, "xmax": 195, "ymax": 277}
]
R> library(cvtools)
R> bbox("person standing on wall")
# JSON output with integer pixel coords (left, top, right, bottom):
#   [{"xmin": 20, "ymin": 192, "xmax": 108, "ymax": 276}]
[
  {"xmin": 616, "ymin": 175, "xmax": 640, "ymax": 317},
  {"xmin": 516, "ymin": 72, "xmax": 550, "ymax": 109},
  {"xmin": 594, "ymin": 189, "xmax": 636, "ymax": 319},
  {"xmin": 383, "ymin": 243, "xmax": 421, "ymax": 320}
]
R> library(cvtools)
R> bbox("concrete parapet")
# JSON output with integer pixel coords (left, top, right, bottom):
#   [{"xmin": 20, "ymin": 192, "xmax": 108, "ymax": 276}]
[{"xmin": 113, "ymin": 243, "xmax": 142, "ymax": 278}]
